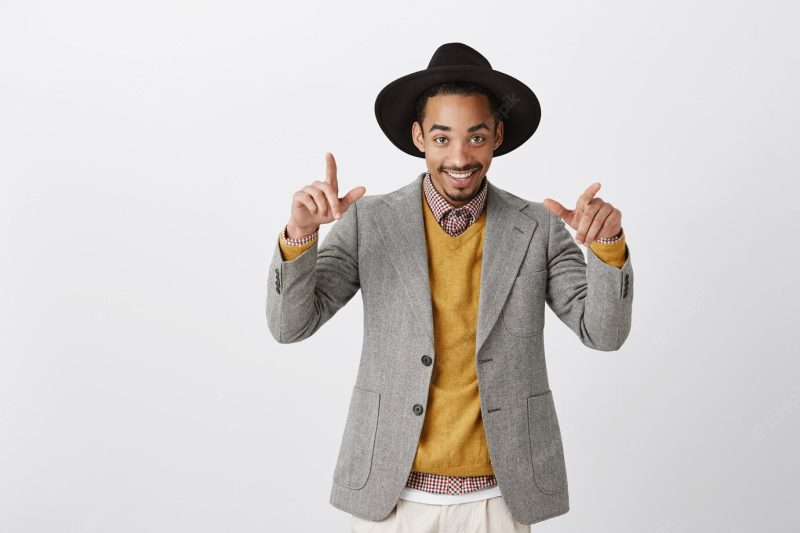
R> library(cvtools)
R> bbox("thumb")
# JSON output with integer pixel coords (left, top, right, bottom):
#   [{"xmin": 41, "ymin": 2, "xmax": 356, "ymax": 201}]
[
  {"xmin": 339, "ymin": 186, "xmax": 367, "ymax": 212},
  {"xmin": 543, "ymin": 198, "xmax": 571, "ymax": 220}
]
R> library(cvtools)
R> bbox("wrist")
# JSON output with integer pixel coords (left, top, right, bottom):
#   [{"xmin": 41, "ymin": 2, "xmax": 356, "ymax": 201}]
[
  {"xmin": 286, "ymin": 220, "xmax": 319, "ymax": 240},
  {"xmin": 593, "ymin": 227, "xmax": 624, "ymax": 244}
]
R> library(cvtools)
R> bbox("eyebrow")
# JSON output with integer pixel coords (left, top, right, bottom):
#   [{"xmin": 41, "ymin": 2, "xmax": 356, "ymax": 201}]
[{"xmin": 428, "ymin": 122, "xmax": 490, "ymax": 133}]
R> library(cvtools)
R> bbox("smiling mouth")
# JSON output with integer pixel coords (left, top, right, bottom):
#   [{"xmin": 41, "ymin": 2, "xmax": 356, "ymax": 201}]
[{"xmin": 443, "ymin": 168, "xmax": 479, "ymax": 181}]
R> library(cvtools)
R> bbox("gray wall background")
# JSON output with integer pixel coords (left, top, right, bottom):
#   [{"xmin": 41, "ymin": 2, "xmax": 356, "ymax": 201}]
[{"xmin": 1, "ymin": 1, "xmax": 798, "ymax": 531}]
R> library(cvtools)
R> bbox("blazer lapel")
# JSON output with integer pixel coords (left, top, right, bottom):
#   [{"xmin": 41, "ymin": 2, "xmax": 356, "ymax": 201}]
[
  {"xmin": 376, "ymin": 173, "xmax": 539, "ymax": 355},
  {"xmin": 376, "ymin": 173, "xmax": 435, "ymax": 346},
  {"xmin": 476, "ymin": 181, "xmax": 538, "ymax": 354}
]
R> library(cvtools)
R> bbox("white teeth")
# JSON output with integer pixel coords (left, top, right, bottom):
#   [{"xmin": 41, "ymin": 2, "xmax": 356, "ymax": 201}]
[{"xmin": 445, "ymin": 170, "xmax": 475, "ymax": 180}]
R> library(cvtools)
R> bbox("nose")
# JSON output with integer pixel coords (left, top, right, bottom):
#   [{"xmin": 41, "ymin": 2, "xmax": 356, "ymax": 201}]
[{"xmin": 448, "ymin": 140, "xmax": 473, "ymax": 169}]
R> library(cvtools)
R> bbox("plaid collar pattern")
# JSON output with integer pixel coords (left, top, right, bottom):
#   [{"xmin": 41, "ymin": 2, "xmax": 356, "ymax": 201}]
[{"xmin": 422, "ymin": 171, "xmax": 489, "ymax": 237}]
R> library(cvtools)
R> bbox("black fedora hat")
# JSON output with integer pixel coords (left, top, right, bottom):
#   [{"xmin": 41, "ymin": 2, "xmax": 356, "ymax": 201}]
[{"xmin": 374, "ymin": 42, "xmax": 541, "ymax": 158}]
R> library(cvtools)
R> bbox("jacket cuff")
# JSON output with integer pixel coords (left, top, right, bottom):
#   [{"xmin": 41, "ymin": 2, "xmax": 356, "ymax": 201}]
[
  {"xmin": 279, "ymin": 227, "xmax": 318, "ymax": 261},
  {"xmin": 588, "ymin": 236, "xmax": 627, "ymax": 268}
]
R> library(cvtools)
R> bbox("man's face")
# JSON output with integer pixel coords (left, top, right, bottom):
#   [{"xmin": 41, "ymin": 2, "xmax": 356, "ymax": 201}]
[{"xmin": 412, "ymin": 93, "xmax": 503, "ymax": 207}]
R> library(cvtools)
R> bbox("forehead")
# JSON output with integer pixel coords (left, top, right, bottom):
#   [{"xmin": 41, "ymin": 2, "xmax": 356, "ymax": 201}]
[{"xmin": 423, "ymin": 93, "xmax": 493, "ymax": 125}]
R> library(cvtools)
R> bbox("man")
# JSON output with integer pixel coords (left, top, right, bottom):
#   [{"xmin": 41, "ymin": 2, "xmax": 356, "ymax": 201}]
[{"xmin": 267, "ymin": 42, "xmax": 633, "ymax": 531}]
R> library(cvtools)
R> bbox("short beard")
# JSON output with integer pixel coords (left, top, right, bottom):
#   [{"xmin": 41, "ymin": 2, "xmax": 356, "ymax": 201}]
[{"xmin": 440, "ymin": 173, "xmax": 485, "ymax": 204}]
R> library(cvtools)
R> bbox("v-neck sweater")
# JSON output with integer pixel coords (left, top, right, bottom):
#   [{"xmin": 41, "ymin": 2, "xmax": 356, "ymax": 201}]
[{"xmin": 409, "ymin": 185, "xmax": 493, "ymax": 476}]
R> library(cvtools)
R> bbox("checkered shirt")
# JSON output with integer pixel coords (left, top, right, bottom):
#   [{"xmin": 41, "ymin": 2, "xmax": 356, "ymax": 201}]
[
  {"xmin": 405, "ymin": 469, "xmax": 497, "ymax": 495},
  {"xmin": 422, "ymin": 171, "xmax": 488, "ymax": 237}
]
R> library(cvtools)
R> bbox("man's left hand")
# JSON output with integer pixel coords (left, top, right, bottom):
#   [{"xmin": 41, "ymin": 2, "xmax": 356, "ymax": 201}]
[{"xmin": 544, "ymin": 182, "xmax": 622, "ymax": 245}]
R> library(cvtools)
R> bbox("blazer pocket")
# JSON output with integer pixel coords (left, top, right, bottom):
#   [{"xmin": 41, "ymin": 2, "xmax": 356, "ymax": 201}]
[
  {"xmin": 502, "ymin": 269, "xmax": 547, "ymax": 337},
  {"xmin": 333, "ymin": 385, "xmax": 380, "ymax": 490},
  {"xmin": 527, "ymin": 390, "xmax": 568, "ymax": 495}
]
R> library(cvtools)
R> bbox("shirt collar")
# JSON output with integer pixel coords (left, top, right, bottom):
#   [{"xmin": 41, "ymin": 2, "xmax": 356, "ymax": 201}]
[{"xmin": 422, "ymin": 171, "xmax": 488, "ymax": 227}]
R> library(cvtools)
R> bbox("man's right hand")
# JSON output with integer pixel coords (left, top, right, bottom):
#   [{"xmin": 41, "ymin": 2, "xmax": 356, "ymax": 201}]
[{"xmin": 285, "ymin": 152, "xmax": 366, "ymax": 239}]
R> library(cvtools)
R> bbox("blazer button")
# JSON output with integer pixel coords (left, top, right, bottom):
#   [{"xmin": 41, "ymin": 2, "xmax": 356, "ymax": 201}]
[
  {"xmin": 413, "ymin": 404, "xmax": 424, "ymax": 416},
  {"xmin": 421, "ymin": 355, "xmax": 432, "ymax": 366}
]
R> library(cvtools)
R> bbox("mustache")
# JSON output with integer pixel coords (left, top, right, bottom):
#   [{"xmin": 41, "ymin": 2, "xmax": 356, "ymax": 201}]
[{"xmin": 441, "ymin": 165, "xmax": 481, "ymax": 173}]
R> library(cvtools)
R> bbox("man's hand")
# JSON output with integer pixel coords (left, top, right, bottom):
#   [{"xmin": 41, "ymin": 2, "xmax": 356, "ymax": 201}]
[
  {"xmin": 543, "ymin": 182, "xmax": 622, "ymax": 245},
  {"xmin": 286, "ymin": 152, "xmax": 366, "ymax": 239}
]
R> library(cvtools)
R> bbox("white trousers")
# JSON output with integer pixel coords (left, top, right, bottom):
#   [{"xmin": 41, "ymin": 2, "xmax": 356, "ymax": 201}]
[{"xmin": 351, "ymin": 495, "xmax": 531, "ymax": 533}]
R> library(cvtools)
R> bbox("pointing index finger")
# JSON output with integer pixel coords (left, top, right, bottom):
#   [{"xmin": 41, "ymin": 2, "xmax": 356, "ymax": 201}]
[{"xmin": 326, "ymin": 152, "xmax": 338, "ymax": 194}]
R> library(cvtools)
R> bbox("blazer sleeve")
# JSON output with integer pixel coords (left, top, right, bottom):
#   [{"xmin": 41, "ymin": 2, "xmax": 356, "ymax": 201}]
[
  {"xmin": 545, "ymin": 210, "xmax": 633, "ymax": 351},
  {"xmin": 266, "ymin": 200, "xmax": 360, "ymax": 343}
]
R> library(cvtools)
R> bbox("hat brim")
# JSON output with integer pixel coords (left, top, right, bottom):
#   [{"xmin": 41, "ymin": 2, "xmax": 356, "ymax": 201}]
[{"xmin": 374, "ymin": 65, "xmax": 541, "ymax": 158}]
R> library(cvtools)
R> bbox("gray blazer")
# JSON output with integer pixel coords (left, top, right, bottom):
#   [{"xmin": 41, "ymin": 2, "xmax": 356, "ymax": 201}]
[{"xmin": 266, "ymin": 172, "xmax": 634, "ymax": 526}]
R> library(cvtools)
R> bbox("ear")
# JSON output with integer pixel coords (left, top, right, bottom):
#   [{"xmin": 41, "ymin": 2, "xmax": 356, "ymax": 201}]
[
  {"xmin": 411, "ymin": 121, "xmax": 425, "ymax": 153},
  {"xmin": 494, "ymin": 120, "xmax": 504, "ymax": 151}
]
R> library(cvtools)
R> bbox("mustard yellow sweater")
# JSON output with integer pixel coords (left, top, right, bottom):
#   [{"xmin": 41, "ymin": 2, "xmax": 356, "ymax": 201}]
[
  {"xmin": 278, "ymin": 196, "xmax": 627, "ymax": 476},
  {"xmin": 413, "ymin": 191, "xmax": 491, "ymax": 474}
]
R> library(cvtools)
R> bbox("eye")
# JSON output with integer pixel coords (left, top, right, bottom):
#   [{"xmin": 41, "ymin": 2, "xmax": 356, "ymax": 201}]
[
  {"xmin": 471, "ymin": 135, "xmax": 486, "ymax": 143},
  {"xmin": 434, "ymin": 136, "xmax": 448, "ymax": 144}
]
